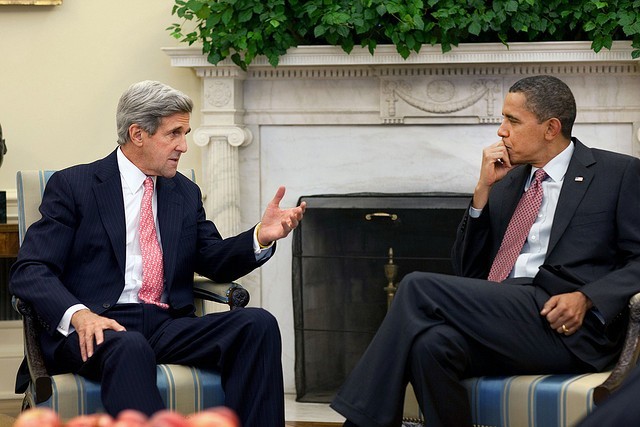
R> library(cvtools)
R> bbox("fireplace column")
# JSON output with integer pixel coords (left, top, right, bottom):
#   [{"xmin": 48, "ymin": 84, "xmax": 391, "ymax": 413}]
[{"xmin": 193, "ymin": 70, "xmax": 252, "ymax": 238}]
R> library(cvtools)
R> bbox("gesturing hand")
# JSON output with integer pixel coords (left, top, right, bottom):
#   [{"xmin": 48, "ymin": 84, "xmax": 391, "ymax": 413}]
[
  {"xmin": 257, "ymin": 186, "xmax": 306, "ymax": 247},
  {"xmin": 71, "ymin": 309, "xmax": 126, "ymax": 362}
]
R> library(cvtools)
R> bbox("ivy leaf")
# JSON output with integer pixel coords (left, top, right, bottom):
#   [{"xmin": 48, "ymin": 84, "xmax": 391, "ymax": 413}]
[
  {"xmin": 238, "ymin": 9, "xmax": 253, "ymax": 23},
  {"xmin": 207, "ymin": 51, "xmax": 223, "ymax": 66},
  {"xmin": 623, "ymin": 22, "xmax": 640, "ymax": 36},
  {"xmin": 396, "ymin": 43, "xmax": 411, "ymax": 58},
  {"xmin": 618, "ymin": 11, "xmax": 636, "ymax": 26},
  {"xmin": 591, "ymin": 36, "xmax": 604, "ymax": 52},
  {"xmin": 468, "ymin": 20, "xmax": 482, "ymax": 35},
  {"xmin": 337, "ymin": 25, "xmax": 349, "ymax": 38},
  {"xmin": 185, "ymin": 0, "xmax": 203, "ymax": 13},
  {"xmin": 505, "ymin": 0, "xmax": 519, "ymax": 12},
  {"xmin": 221, "ymin": 8, "xmax": 234, "ymax": 26}
]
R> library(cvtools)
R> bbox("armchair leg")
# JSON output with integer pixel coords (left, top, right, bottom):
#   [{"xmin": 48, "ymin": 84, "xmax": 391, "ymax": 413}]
[
  {"xmin": 593, "ymin": 293, "xmax": 640, "ymax": 405},
  {"xmin": 21, "ymin": 392, "xmax": 35, "ymax": 412}
]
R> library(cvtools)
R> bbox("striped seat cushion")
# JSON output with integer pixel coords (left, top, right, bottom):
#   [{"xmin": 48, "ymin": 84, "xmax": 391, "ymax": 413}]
[
  {"xmin": 403, "ymin": 372, "xmax": 610, "ymax": 427},
  {"xmin": 32, "ymin": 364, "xmax": 224, "ymax": 420}
]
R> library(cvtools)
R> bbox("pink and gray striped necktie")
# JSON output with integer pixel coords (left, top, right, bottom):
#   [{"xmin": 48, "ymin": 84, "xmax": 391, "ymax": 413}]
[
  {"xmin": 488, "ymin": 168, "xmax": 547, "ymax": 282},
  {"xmin": 138, "ymin": 177, "xmax": 168, "ymax": 308}
]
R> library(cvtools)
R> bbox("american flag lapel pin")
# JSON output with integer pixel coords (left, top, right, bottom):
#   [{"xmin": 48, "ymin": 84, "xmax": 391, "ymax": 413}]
[{"xmin": 574, "ymin": 176, "xmax": 584, "ymax": 182}]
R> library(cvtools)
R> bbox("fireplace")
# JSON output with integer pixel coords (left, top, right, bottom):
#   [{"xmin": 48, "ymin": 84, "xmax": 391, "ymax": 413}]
[{"xmin": 292, "ymin": 193, "xmax": 471, "ymax": 402}]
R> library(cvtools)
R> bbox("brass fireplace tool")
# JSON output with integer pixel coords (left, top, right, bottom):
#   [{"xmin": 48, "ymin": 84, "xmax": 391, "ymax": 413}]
[{"xmin": 383, "ymin": 247, "xmax": 398, "ymax": 309}]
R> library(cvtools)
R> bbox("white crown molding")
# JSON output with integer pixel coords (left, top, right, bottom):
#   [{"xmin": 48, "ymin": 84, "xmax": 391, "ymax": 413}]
[{"xmin": 163, "ymin": 41, "xmax": 638, "ymax": 71}]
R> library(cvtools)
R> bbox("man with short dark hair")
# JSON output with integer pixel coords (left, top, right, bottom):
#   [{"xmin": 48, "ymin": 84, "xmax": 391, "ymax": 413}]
[{"xmin": 331, "ymin": 75, "xmax": 640, "ymax": 427}]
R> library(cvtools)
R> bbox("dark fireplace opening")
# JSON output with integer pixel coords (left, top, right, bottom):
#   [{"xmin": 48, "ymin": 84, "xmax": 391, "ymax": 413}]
[{"xmin": 292, "ymin": 193, "xmax": 471, "ymax": 402}]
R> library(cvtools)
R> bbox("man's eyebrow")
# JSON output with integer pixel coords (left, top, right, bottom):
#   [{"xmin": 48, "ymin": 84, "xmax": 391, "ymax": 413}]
[
  {"xmin": 169, "ymin": 126, "xmax": 191, "ymax": 134},
  {"xmin": 503, "ymin": 113, "xmax": 520, "ymax": 122}
]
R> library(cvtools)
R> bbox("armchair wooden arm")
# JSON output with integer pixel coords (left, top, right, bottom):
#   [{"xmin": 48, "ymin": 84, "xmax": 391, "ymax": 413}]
[
  {"xmin": 13, "ymin": 296, "xmax": 52, "ymax": 404},
  {"xmin": 193, "ymin": 276, "xmax": 250, "ymax": 309},
  {"xmin": 593, "ymin": 292, "xmax": 640, "ymax": 404}
]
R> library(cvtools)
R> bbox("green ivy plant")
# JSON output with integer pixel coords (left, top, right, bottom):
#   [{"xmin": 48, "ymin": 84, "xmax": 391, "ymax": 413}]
[{"xmin": 168, "ymin": 0, "xmax": 640, "ymax": 71}]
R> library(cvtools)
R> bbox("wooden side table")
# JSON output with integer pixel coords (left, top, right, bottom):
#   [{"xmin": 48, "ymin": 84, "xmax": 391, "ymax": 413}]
[
  {"xmin": 0, "ymin": 224, "xmax": 18, "ymax": 258},
  {"xmin": 0, "ymin": 223, "xmax": 19, "ymax": 320}
]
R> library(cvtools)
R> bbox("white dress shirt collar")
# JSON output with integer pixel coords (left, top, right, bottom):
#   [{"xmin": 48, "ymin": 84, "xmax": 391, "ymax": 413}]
[
  {"xmin": 529, "ymin": 141, "xmax": 575, "ymax": 186},
  {"xmin": 116, "ymin": 147, "xmax": 156, "ymax": 196}
]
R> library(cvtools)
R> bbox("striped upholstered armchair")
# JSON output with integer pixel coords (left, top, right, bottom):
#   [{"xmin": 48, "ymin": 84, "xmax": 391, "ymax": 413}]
[
  {"xmin": 13, "ymin": 169, "xmax": 248, "ymax": 420},
  {"xmin": 402, "ymin": 295, "xmax": 640, "ymax": 426}
]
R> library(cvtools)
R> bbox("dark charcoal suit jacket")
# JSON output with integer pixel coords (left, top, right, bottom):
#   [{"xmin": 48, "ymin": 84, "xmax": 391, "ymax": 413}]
[
  {"xmin": 9, "ymin": 149, "xmax": 272, "ymax": 365},
  {"xmin": 451, "ymin": 138, "xmax": 640, "ymax": 370}
]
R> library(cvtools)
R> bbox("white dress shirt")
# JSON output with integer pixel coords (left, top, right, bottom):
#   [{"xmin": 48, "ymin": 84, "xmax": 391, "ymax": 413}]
[{"xmin": 511, "ymin": 142, "xmax": 574, "ymax": 278}]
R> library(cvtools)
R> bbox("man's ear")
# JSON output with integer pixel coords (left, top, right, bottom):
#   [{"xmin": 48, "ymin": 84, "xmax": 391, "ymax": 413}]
[
  {"xmin": 128, "ymin": 124, "xmax": 144, "ymax": 147},
  {"xmin": 544, "ymin": 118, "xmax": 562, "ymax": 140}
]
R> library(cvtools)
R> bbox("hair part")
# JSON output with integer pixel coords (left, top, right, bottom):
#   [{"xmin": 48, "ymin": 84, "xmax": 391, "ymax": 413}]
[
  {"xmin": 508, "ymin": 75, "xmax": 576, "ymax": 140},
  {"xmin": 116, "ymin": 80, "xmax": 193, "ymax": 145}
]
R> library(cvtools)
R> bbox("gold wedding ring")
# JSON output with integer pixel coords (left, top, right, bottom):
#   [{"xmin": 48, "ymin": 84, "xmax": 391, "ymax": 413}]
[{"xmin": 561, "ymin": 324, "xmax": 569, "ymax": 333}]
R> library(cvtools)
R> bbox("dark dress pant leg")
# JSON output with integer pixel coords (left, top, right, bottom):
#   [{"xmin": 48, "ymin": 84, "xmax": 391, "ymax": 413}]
[
  {"xmin": 331, "ymin": 272, "xmax": 585, "ymax": 427},
  {"xmin": 577, "ymin": 364, "xmax": 640, "ymax": 426},
  {"xmin": 148, "ymin": 307, "xmax": 285, "ymax": 427},
  {"xmin": 49, "ymin": 305, "xmax": 165, "ymax": 417}
]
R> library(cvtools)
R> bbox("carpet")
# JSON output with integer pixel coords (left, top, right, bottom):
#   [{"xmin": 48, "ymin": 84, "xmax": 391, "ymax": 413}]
[{"xmin": 0, "ymin": 414, "xmax": 14, "ymax": 427}]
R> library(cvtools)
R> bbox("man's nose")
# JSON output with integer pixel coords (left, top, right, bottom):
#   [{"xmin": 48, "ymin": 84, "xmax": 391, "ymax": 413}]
[
  {"xmin": 497, "ymin": 121, "xmax": 509, "ymax": 138},
  {"xmin": 177, "ymin": 135, "xmax": 188, "ymax": 153}
]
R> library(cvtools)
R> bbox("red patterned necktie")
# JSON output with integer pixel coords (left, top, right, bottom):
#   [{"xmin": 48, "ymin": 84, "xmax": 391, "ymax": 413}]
[
  {"xmin": 488, "ymin": 168, "xmax": 547, "ymax": 282},
  {"xmin": 138, "ymin": 177, "xmax": 168, "ymax": 308}
]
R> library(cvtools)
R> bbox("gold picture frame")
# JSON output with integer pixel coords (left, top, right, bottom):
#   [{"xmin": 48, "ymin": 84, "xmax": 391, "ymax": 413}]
[{"xmin": 0, "ymin": 0, "xmax": 62, "ymax": 4}]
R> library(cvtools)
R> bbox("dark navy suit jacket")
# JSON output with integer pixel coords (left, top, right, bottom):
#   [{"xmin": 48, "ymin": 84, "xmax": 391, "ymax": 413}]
[
  {"xmin": 451, "ymin": 139, "xmax": 640, "ymax": 370},
  {"xmin": 10, "ymin": 150, "xmax": 271, "ymax": 364}
]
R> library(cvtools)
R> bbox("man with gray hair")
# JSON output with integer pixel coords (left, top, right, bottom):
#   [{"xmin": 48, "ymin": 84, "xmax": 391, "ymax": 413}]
[
  {"xmin": 10, "ymin": 80, "xmax": 306, "ymax": 426},
  {"xmin": 332, "ymin": 75, "xmax": 640, "ymax": 427}
]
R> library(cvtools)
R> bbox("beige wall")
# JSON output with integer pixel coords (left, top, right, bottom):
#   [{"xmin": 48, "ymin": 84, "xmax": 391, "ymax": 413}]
[{"xmin": 0, "ymin": 0, "xmax": 202, "ymax": 202}]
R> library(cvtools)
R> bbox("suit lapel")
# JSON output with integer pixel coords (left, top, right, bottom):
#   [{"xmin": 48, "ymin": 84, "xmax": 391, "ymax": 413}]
[
  {"xmin": 546, "ymin": 140, "xmax": 596, "ymax": 256},
  {"xmin": 156, "ymin": 177, "xmax": 183, "ymax": 291},
  {"xmin": 93, "ymin": 151, "xmax": 127, "ymax": 274}
]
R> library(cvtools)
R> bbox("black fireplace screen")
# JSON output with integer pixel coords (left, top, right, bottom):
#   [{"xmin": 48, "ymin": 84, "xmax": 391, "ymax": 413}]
[{"xmin": 292, "ymin": 193, "xmax": 471, "ymax": 402}]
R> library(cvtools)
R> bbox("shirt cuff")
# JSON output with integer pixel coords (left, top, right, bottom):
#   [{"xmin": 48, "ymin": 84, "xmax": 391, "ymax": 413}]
[
  {"xmin": 57, "ymin": 304, "xmax": 88, "ymax": 336},
  {"xmin": 469, "ymin": 206, "xmax": 483, "ymax": 218},
  {"xmin": 253, "ymin": 222, "xmax": 274, "ymax": 254}
]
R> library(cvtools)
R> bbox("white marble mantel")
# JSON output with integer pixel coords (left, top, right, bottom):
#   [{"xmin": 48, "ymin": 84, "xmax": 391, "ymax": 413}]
[{"xmin": 165, "ymin": 41, "xmax": 640, "ymax": 393}]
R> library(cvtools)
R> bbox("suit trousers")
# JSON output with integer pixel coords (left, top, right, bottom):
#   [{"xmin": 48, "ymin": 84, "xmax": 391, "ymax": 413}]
[
  {"xmin": 50, "ymin": 304, "xmax": 284, "ymax": 427},
  {"xmin": 331, "ymin": 272, "xmax": 590, "ymax": 427}
]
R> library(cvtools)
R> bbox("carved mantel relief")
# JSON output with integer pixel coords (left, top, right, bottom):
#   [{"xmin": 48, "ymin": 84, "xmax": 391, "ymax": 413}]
[{"xmin": 381, "ymin": 78, "xmax": 502, "ymax": 123}]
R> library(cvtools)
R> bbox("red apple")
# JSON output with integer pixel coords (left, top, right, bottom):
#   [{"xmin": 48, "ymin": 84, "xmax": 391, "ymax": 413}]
[
  {"xmin": 148, "ymin": 410, "xmax": 188, "ymax": 427},
  {"xmin": 94, "ymin": 414, "xmax": 115, "ymax": 427},
  {"xmin": 12, "ymin": 408, "xmax": 61, "ymax": 427},
  {"xmin": 114, "ymin": 410, "xmax": 148, "ymax": 427},
  {"xmin": 60, "ymin": 413, "xmax": 114, "ymax": 427},
  {"xmin": 187, "ymin": 407, "xmax": 239, "ymax": 427},
  {"xmin": 64, "ymin": 414, "xmax": 102, "ymax": 427}
]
